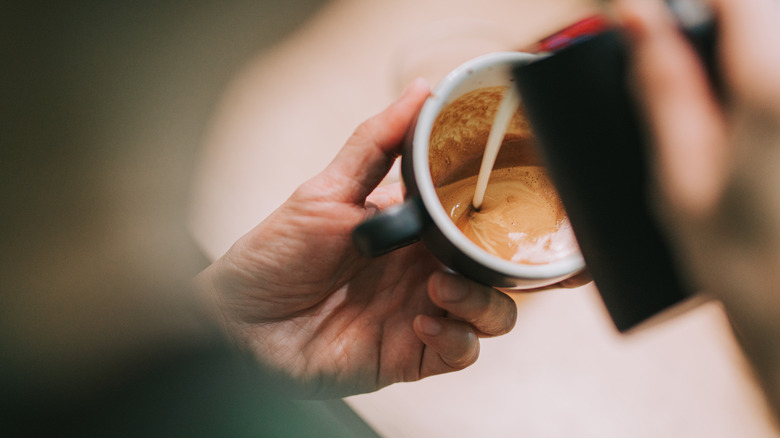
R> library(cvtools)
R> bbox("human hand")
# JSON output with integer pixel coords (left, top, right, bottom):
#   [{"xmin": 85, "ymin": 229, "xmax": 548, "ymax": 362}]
[
  {"xmin": 617, "ymin": 0, "xmax": 780, "ymax": 412},
  {"xmin": 195, "ymin": 78, "xmax": 519, "ymax": 398}
]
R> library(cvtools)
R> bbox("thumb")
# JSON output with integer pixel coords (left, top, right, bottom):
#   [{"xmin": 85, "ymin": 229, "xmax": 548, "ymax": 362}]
[
  {"xmin": 316, "ymin": 77, "xmax": 430, "ymax": 204},
  {"xmin": 617, "ymin": 0, "xmax": 727, "ymax": 217}
]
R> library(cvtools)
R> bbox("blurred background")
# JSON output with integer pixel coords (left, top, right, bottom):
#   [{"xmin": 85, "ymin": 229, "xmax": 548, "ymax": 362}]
[
  {"xmin": 190, "ymin": 0, "xmax": 604, "ymax": 258},
  {"xmin": 3, "ymin": 0, "xmax": 779, "ymax": 436}
]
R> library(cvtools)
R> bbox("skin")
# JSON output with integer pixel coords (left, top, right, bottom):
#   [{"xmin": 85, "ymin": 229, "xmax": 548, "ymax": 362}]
[
  {"xmin": 196, "ymin": 78, "xmax": 521, "ymax": 398},
  {"xmin": 617, "ymin": 0, "xmax": 780, "ymax": 415}
]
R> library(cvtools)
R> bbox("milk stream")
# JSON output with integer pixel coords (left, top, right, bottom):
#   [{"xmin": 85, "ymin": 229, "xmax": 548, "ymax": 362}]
[{"xmin": 471, "ymin": 86, "xmax": 521, "ymax": 210}]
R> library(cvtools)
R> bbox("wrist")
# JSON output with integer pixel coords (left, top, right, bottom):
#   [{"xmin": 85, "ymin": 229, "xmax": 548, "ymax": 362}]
[{"xmin": 193, "ymin": 259, "xmax": 240, "ymax": 345}]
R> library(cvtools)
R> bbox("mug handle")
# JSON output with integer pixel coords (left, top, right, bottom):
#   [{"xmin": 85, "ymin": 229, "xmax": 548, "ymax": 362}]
[{"xmin": 352, "ymin": 197, "xmax": 426, "ymax": 256}]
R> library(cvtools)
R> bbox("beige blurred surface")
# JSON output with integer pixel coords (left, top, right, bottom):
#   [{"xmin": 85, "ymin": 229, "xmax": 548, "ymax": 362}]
[
  {"xmin": 190, "ymin": 0, "xmax": 598, "ymax": 259},
  {"xmin": 347, "ymin": 288, "xmax": 776, "ymax": 437},
  {"xmin": 189, "ymin": 0, "xmax": 780, "ymax": 436}
]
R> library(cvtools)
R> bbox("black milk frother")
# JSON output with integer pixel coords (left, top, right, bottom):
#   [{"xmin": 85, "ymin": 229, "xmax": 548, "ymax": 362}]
[{"xmin": 513, "ymin": 0, "xmax": 719, "ymax": 331}]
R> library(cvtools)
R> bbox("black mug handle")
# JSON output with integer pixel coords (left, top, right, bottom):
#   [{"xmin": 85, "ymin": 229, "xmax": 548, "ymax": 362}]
[{"xmin": 352, "ymin": 197, "xmax": 426, "ymax": 257}]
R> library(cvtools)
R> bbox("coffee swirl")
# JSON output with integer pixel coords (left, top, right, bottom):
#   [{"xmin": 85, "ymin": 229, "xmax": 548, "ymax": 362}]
[
  {"xmin": 430, "ymin": 86, "xmax": 579, "ymax": 264},
  {"xmin": 436, "ymin": 166, "xmax": 576, "ymax": 264}
]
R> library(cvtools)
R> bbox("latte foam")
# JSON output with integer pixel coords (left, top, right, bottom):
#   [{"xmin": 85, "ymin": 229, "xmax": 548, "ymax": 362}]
[
  {"xmin": 436, "ymin": 166, "xmax": 577, "ymax": 264},
  {"xmin": 430, "ymin": 86, "xmax": 579, "ymax": 264}
]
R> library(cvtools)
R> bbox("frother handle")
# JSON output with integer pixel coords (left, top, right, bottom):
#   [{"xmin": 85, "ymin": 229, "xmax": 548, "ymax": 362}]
[{"xmin": 352, "ymin": 197, "xmax": 425, "ymax": 257}]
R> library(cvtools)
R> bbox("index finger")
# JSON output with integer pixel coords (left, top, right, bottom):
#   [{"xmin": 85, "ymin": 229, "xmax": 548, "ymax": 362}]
[
  {"xmin": 317, "ymin": 78, "xmax": 430, "ymax": 205},
  {"xmin": 427, "ymin": 272, "xmax": 517, "ymax": 337}
]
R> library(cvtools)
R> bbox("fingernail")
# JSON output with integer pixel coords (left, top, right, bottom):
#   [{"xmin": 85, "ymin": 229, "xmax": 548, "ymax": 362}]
[
  {"xmin": 434, "ymin": 272, "xmax": 468, "ymax": 302},
  {"xmin": 417, "ymin": 315, "xmax": 442, "ymax": 337}
]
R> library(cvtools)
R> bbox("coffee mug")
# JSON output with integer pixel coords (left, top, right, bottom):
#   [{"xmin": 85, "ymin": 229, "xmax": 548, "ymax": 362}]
[{"xmin": 352, "ymin": 52, "xmax": 585, "ymax": 289}]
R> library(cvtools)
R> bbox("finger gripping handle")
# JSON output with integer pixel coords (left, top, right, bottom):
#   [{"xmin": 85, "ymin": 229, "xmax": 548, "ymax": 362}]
[{"xmin": 352, "ymin": 198, "xmax": 425, "ymax": 257}]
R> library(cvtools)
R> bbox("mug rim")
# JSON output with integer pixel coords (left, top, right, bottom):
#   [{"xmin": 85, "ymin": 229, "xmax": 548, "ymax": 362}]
[{"xmin": 412, "ymin": 51, "xmax": 586, "ymax": 279}]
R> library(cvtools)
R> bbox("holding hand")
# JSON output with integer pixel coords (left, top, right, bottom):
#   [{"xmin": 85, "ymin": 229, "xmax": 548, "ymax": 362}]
[{"xmin": 196, "ymin": 78, "xmax": 518, "ymax": 398}]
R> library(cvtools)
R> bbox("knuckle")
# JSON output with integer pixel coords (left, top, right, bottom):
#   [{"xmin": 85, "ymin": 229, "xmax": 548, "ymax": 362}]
[{"xmin": 352, "ymin": 116, "xmax": 380, "ymax": 144}]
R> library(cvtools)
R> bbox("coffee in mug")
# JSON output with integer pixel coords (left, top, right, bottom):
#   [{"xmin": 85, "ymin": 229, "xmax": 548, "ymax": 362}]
[
  {"xmin": 429, "ymin": 86, "xmax": 578, "ymax": 265},
  {"xmin": 352, "ymin": 52, "xmax": 584, "ymax": 289}
]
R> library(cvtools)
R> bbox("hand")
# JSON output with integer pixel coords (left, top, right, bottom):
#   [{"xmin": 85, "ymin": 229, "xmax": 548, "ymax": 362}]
[
  {"xmin": 617, "ymin": 0, "xmax": 780, "ymax": 413},
  {"xmin": 196, "ymin": 78, "xmax": 518, "ymax": 398}
]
